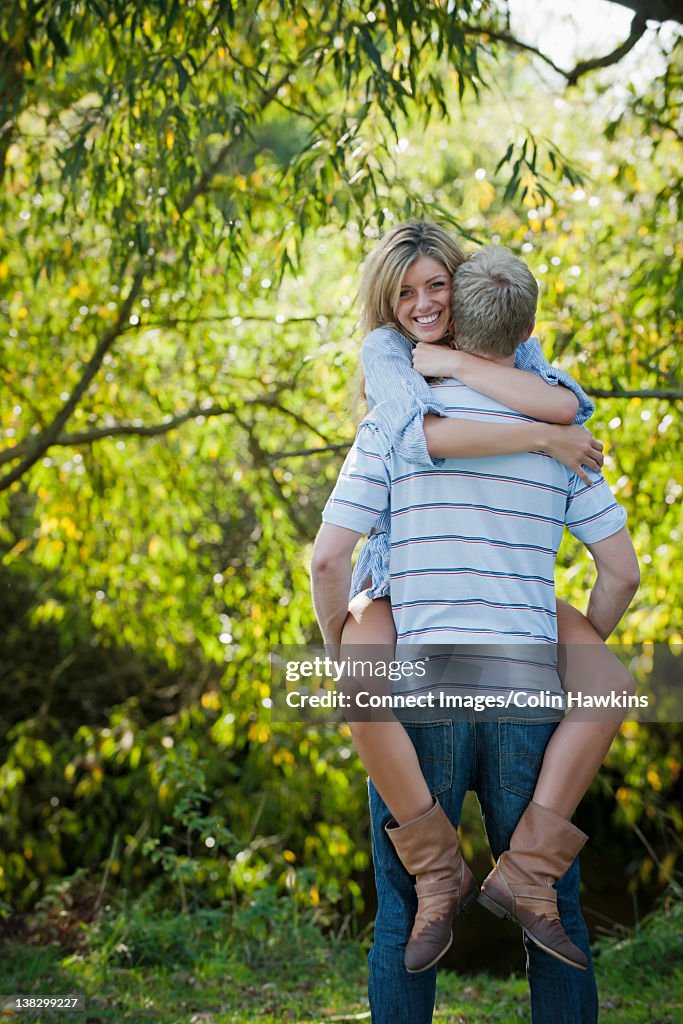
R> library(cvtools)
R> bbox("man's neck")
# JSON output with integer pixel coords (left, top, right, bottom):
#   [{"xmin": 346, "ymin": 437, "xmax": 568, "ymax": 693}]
[{"xmin": 473, "ymin": 351, "xmax": 517, "ymax": 367}]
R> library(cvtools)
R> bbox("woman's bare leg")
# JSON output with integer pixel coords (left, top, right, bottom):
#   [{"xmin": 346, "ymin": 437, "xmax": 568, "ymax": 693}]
[
  {"xmin": 478, "ymin": 600, "xmax": 635, "ymax": 969},
  {"xmin": 532, "ymin": 599, "xmax": 636, "ymax": 819},
  {"xmin": 341, "ymin": 597, "xmax": 433, "ymax": 825}
]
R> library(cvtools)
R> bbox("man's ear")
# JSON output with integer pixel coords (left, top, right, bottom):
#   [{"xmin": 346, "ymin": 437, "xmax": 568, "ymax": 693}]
[{"xmin": 523, "ymin": 315, "xmax": 536, "ymax": 342}]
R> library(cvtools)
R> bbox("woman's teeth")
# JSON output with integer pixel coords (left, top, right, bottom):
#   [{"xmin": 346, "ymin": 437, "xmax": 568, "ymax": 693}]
[{"xmin": 415, "ymin": 313, "xmax": 439, "ymax": 324}]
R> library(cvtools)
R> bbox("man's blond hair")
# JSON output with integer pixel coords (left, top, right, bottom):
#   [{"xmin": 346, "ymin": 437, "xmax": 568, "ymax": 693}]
[{"xmin": 451, "ymin": 246, "xmax": 539, "ymax": 357}]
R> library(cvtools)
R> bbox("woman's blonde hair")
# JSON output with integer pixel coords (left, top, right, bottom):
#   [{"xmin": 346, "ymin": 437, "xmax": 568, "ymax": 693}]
[
  {"xmin": 358, "ymin": 221, "xmax": 467, "ymax": 339},
  {"xmin": 353, "ymin": 221, "xmax": 466, "ymax": 414}
]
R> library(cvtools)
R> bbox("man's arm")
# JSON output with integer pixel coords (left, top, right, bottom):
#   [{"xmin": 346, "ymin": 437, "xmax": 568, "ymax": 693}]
[
  {"xmin": 313, "ymin": 418, "xmax": 391, "ymax": 649},
  {"xmin": 584, "ymin": 526, "xmax": 640, "ymax": 639},
  {"xmin": 310, "ymin": 523, "xmax": 363, "ymax": 651}
]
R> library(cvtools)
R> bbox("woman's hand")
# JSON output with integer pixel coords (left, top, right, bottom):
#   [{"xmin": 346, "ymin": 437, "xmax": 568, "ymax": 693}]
[
  {"xmin": 544, "ymin": 424, "xmax": 604, "ymax": 484},
  {"xmin": 412, "ymin": 342, "xmax": 460, "ymax": 378}
]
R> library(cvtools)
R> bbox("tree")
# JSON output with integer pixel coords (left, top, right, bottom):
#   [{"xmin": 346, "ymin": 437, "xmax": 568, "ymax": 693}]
[
  {"xmin": 0, "ymin": 1, "xmax": 681, "ymax": 912},
  {"xmin": 1, "ymin": 2, "xmax": 681, "ymax": 495}
]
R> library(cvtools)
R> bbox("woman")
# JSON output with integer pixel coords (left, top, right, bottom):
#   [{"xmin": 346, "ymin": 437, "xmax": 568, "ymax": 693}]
[{"xmin": 336, "ymin": 221, "xmax": 635, "ymax": 974}]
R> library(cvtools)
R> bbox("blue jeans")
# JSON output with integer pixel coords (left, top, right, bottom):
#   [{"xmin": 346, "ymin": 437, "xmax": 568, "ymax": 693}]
[{"xmin": 367, "ymin": 716, "xmax": 598, "ymax": 1024}]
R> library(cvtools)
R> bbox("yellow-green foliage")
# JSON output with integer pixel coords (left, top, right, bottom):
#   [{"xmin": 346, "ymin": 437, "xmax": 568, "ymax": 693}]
[{"xmin": 0, "ymin": 4, "xmax": 681, "ymax": 914}]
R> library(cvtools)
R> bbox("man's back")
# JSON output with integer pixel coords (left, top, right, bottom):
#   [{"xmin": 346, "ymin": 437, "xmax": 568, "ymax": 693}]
[{"xmin": 324, "ymin": 376, "xmax": 625, "ymax": 647}]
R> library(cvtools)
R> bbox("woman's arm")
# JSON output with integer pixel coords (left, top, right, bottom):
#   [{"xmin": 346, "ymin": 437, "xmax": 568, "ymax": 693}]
[
  {"xmin": 360, "ymin": 327, "xmax": 450, "ymax": 468},
  {"xmin": 362, "ymin": 326, "xmax": 437, "ymax": 410},
  {"xmin": 361, "ymin": 327, "xmax": 602, "ymax": 478},
  {"xmin": 514, "ymin": 336, "xmax": 594, "ymax": 425},
  {"xmin": 413, "ymin": 343, "xmax": 579, "ymax": 424},
  {"xmin": 423, "ymin": 417, "xmax": 603, "ymax": 484}
]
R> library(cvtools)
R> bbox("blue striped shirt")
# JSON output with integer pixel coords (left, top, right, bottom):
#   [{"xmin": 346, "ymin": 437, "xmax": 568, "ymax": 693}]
[
  {"xmin": 323, "ymin": 378, "xmax": 626, "ymax": 649},
  {"xmin": 347, "ymin": 327, "xmax": 596, "ymax": 606}
]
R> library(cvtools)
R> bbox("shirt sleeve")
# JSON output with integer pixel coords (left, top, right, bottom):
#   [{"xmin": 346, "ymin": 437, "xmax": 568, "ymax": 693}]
[
  {"xmin": 564, "ymin": 471, "xmax": 627, "ymax": 545},
  {"xmin": 361, "ymin": 327, "xmax": 448, "ymax": 468},
  {"xmin": 515, "ymin": 336, "xmax": 594, "ymax": 425},
  {"xmin": 322, "ymin": 420, "xmax": 391, "ymax": 534}
]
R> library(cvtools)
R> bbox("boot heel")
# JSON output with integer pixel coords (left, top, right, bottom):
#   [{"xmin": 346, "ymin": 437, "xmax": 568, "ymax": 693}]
[
  {"xmin": 477, "ymin": 891, "xmax": 507, "ymax": 919},
  {"xmin": 461, "ymin": 887, "xmax": 480, "ymax": 914}
]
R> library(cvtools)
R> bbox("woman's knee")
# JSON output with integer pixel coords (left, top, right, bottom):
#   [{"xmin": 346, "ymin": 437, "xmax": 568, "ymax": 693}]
[
  {"xmin": 341, "ymin": 596, "xmax": 396, "ymax": 646},
  {"xmin": 556, "ymin": 600, "xmax": 636, "ymax": 698}
]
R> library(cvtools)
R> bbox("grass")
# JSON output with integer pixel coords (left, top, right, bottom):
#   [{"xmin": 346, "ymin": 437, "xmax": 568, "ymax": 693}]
[{"xmin": 1, "ymin": 895, "xmax": 681, "ymax": 1023}]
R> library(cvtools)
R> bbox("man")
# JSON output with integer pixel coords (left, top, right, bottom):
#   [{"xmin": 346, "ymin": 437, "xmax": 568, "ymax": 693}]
[{"xmin": 310, "ymin": 246, "xmax": 639, "ymax": 1023}]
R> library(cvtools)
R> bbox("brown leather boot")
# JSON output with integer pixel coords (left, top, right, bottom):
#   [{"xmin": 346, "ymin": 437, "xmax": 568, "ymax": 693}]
[
  {"xmin": 386, "ymin": 798, "xmax": 479, "ymax": 973},
  {"xmin": 478, "ymin": 801, "xmax": 588, "ymax": 970}
]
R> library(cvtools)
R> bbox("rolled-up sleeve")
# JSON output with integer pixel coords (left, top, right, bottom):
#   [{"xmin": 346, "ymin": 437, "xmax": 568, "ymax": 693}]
[
  {"xmin": 565, "ymin": 471, "xmax": 627, "ymax": 544},
  {"xmin": 515, "ymin": 337, "xmax": 594, "ymax": 425},
  {"xmin": 361, "ymin": 327, "xmax": 447, "ymax": 467}
]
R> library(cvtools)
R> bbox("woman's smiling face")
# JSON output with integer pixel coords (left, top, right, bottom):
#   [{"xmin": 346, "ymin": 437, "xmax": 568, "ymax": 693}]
[{"xmin": 395, "ymin": 256, "xmax": 452, "ymax": 343}]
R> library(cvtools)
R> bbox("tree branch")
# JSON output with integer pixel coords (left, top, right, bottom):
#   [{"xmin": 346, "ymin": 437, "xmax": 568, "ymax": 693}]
[
  {"xmin": 0, "ymin": 264, "xmax": 146, "ymax": 491},
  {"xmin": 146, "ymin": 313, "xmax": 346, "ymax": 328},
  {"xmin": 257, "ymin": 398, "xmax": 333, "ymax": 443},
  {"xmin": 565, "ymin": 14, "xmax": 648, "ymax": 87},
  {"xmin": 0, "ymin": 398, "xmax": 332, "ymax": 465},
  {"xmin": 271, "ymin": 442, "xmax": 350, "ymax": 461},
  {"xmin": 230, "ymin": 407, "xmax": 311, "ymax": 538},
  {"xmin": 610, "ymin": 0, "xmax": 683, "ymax": 24},
  {"xmin": 0, "ymin": 404, "xmax": 241, "ymax": 459},
  {"xmin": 585, "ymin": 386, "xmax": 683, "ymax": 401},
  {"xmin": 461, "ymin": 25, "xmax": 567, "ymax": 78},
  {"xmin": 462, "ymin": 11, "xmax": 649, "ymax": 87}
]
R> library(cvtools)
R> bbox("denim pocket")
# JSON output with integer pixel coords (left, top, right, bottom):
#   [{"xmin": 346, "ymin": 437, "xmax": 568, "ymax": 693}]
[
  {"xmin": 403, "ymin": 720, "xmax": 453, "ymax": 797},
  {"xmin": 498, "ymin": 717, "xmax": 559, "ymax": 800}
]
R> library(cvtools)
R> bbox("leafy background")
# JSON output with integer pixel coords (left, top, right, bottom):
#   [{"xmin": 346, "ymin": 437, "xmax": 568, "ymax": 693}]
[{"xmin": 1, "ymin": 0, "xmax": 681, "ymax": 969}]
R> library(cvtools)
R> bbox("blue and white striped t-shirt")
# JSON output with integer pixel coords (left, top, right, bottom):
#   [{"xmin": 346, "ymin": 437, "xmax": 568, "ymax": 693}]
[{"xmin": 323, "ymin": 378, "xmax": 626, "ymax": 648}]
